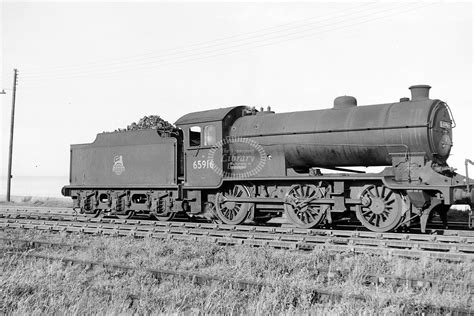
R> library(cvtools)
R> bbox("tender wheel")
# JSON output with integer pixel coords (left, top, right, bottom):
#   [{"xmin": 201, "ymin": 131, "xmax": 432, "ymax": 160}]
[
  {"xmin": 356, "ymin": 184, "xmax": 403, "ymax": 232},
  {"xmin": 149, "ymin": 196, "xmax": 176, "ymax": 221},
  {"xmin": 284, "ymin": 183, "xmax": 330, "ymax": 229},
  {"xmin": 150, "ymin": 212, "xmax": 175, "ymax": 221},
  {"xmin": 215, "ymin": 185, "xmax": 251, "ymax": 225},
  {"xmin": 82, "ymin": 208, "xmax": 101, "ymax": 218},
  {"xmin": 115, "ymin": 210, "xmax": 134, "ymax": 220}
]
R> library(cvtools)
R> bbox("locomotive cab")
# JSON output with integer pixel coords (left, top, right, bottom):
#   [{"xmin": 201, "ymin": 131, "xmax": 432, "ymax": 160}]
[{"xmin": 175, "ymin": 106, "xmax": 250, "ymax": 188}]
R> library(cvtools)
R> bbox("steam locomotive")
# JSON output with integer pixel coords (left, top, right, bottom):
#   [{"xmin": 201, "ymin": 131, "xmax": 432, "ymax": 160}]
[{"xmin": 62, "ymin": 85, "xmax": 474, "ymax": 232}]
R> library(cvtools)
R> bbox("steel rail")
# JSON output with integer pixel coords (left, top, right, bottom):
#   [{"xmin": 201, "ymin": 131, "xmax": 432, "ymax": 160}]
[
  {"xmin": 1, "ymin": 205, "xmax": 472, "ymax": 236},
  {"xmin": 2, "ymin": 216, "xmax": 474, "ymax": 249},
  {"xmin": 1, "ymin": 217, "xmax": 473, "ymax": 262},
  {"xmin": 1, "ymin": 206, "xmax": 472, "ymax": 236},
  {"xmin": 0, "ymin": 205, "xmax": 73, "ymax": 213},
  {"xmin": 2, "ymin": 236, "xmax": 472, "ymax": 295},
  {"xmin": 1, "ymin": 210, "xmax": 473, "ymax": 240},
  {"xmin": 2, "ymin": 215, "xmax": 473, "ymax": 247},
  {"xmin": 1, "ymin": 252, "xmax": 472, "ymax": 315}
]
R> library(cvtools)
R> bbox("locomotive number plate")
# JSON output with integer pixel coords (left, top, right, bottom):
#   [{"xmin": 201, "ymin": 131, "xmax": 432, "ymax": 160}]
[
  {"xmin": 193, "ymin": 159, "xmax": 214, "ymax": 169},
  {"xmin": 440, "ymin": 121, "xmax": 451, "ymax": 129}
]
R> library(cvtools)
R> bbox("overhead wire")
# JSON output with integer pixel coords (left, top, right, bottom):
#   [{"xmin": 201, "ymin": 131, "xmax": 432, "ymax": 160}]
[
  {"xmin": 18, "ymin": 3, "xmax": 435, "ymax": 88},
  {"xmin": 20, "ymin": 3, "xmax": 372, "ymax": 76},
  {"xmin": 20, "ymin": 3, "xmax": 402, "ymax": 80}
]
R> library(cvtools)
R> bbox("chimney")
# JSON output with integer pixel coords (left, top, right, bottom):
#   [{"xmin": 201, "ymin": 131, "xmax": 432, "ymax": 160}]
[{"xmin": 409, "ymin": 85, "xmax": 431, "ymax": 101}]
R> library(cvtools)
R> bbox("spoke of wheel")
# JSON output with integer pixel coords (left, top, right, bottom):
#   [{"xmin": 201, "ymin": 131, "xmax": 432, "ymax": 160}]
[
  {"xmin": 303, "ymin": 212, "xmax": 310, "ymax": 224},
  {"xmin": 374, "ymin": 187, "xmax": 379, "ymax": 198},
  {"xmin": 384, "ymin": 190, "xmax": 393, "ymax": 201},
  {"xmin": 317, "ymin": 188, "xmax": 324, "ymax": 198},
  {"xmin": 299, "ymin": 214, "xmax": 305, "ymax": 223}
]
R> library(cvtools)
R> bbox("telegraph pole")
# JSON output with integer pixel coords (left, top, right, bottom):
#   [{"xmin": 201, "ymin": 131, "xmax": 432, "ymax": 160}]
[{"xmin": 6, "ymin": 69, "xmax": 18, "ymax": 202}]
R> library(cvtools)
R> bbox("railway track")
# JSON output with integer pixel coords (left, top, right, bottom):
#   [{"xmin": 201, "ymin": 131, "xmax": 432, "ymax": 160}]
[
  {"xmin": 1, "ymin": 205, "xmax": 472, "ymax": 235},
  {"xmin": 0, "ymin": 205, "xmax": 74, "ymax": 215},
  {"xmin": 2, "ymin": 236, "xmax": 472, "ymax": 296},
  {"xmin": 2, "ymin": 238, "xmax": 473, "ymax": 315},
  {"xmin": 9, "ymin": 251, "xmax": 471, "ymax": 315},
  {"xmin": 1, "ymin": 209, "xmax": 474, "ymax": 261}
]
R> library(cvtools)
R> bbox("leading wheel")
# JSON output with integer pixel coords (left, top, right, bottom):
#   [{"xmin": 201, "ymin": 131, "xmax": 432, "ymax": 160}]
[
  {"xmin": 356, "ymin": 184, "xmax": 403, "ymax": 232},
  {"xmin": 284, "ymin": 183, "xmax": 330, "ymax": 229},
  {"xmin": 215, "ymin": 185, "xmax": 251, "ymax": 225}
]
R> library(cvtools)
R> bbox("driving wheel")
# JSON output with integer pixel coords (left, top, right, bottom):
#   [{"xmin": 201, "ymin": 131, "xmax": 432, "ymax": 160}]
[
  {"xmin": 215, "ymin": 185, "xmax": 251, "ymax": 225},
  {"xmin": 356, "ymin": 184, "xmax": 403, "ymax": 232},
  {"xmin": 284, "ymin": 182, "xmax": 330, "ymax": 229}
]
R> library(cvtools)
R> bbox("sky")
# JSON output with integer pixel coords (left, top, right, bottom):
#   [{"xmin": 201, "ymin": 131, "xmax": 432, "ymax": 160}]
[{"xmin": 0, "ymin": 1, "xmax": 473, "ymax": 196}]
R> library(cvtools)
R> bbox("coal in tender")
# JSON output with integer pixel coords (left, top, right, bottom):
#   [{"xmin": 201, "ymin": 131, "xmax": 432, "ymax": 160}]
[{"xmin": 115, "ymin": 115, "xmax": 178, "ymax": 136}]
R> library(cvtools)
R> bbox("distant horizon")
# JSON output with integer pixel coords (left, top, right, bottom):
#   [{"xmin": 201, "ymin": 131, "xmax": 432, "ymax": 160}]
[
  {"xmin": 0, "ymin": 175, "xmax": 68, "ymax": 197},
  {"xmin": 0, "ymin": 175, "xmax": 68, "ymax": 178},
  {"xmin": 0, "ymin": 194, "xmax": 69, "ymax": 200}
]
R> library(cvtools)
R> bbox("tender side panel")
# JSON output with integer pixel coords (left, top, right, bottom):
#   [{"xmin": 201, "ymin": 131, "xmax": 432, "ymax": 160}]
[{"xmin": 70, "ymin": 131, "xmax": 177, "ymax": 186}]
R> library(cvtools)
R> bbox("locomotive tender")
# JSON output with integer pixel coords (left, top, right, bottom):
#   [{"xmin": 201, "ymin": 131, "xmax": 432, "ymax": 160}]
[{"xmin": 62, "ymin": 85, "xmax": 474, "ymax": 232}]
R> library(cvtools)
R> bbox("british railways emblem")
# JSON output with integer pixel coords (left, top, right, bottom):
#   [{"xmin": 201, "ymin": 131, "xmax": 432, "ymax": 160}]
[{"xmin": 113, "ymin": 155, "xmax": 125, "ymax": 175}]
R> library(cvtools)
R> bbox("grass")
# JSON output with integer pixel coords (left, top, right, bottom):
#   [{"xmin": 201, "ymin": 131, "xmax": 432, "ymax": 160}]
[{"xmin": 1, "ymin": 229, "xmax": 472, "ymax": 314}]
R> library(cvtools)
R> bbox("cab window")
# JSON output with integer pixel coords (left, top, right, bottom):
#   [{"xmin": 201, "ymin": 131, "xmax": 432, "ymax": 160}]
[
  {"xmin": 189, "ymin": 126, "xmax": 201, "ymax": 147},
  {"xmin": 203, "ymin": 124, "xmax": 217, "ymax": 146}
]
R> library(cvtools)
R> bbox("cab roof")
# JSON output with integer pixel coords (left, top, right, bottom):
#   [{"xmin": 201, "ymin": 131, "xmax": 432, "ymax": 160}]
[{"xmin": 175, "ymin": 106, "xmax": 248, "ymax": 125}]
